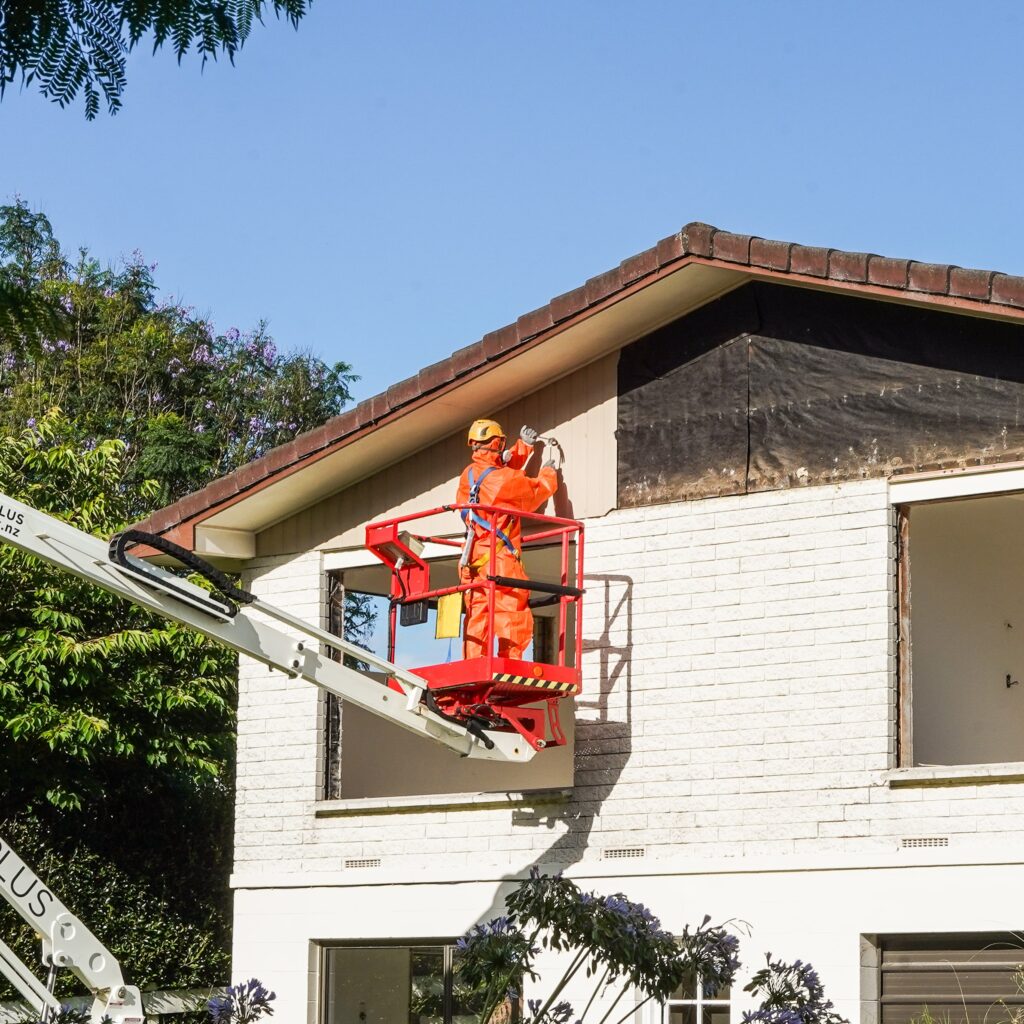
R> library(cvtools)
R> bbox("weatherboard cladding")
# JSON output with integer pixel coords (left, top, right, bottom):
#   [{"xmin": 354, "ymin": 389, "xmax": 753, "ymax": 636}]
[{"xmin": 140, "ymin": 221, "xmax": 1024, "ymax": 540}]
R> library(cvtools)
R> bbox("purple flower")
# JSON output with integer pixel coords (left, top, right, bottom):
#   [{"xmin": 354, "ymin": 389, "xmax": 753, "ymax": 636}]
[
  {"xmin": 26, "ymin": 417, "xmax": 36, "ymax": 428},
  {"xmin": 225, "ymin": 326, "xmax": 241, "ymax": 343},
  {"xmin": 208, "ymin": 978, "xmax": 276, "ymax": 1023}
]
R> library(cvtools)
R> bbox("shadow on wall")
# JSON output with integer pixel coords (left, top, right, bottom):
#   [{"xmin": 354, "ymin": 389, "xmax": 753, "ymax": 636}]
[{"xmin": 503, "ymin": 571, "xmax": 635, "ymax": 874}]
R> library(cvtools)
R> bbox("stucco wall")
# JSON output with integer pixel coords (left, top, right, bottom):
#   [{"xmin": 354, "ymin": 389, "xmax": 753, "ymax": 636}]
[{"xmin": 231, "ymin": 859, "xmax": 1024, "ymax": 1024}]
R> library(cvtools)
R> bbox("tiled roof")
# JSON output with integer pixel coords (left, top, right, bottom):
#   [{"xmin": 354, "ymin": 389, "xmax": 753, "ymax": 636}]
[{"xmin": 139, "ymin": 222, "xmax": 1024, "ymax": 538}]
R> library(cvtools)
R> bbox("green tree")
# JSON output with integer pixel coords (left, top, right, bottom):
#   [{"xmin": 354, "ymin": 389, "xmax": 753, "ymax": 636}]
[
  {"xmin": 0, "ymin": 198, "xmax": 69, "ymax": 345},
  {"xmin": 0, "ymin": 198, "xmax": 356, "ymax": 506},
  {"xmin": 0, "ymin": 201, "xmax": 370, "ymax": 1000},
  {"xmin": 0, "ymin": 0, "xmax": 313, "ymax": 119},
  {"xmin": 0, "ymin": 412, "xmax": 235, "ymax": 996},
  {"xmin": 0, "ymin": 412, "xmax": 235, "ymax": 811}
]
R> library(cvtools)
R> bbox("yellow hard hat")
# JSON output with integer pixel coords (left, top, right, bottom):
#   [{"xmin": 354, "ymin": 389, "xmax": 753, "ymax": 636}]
[{"xmin": 467, "ymin": 418, "xmax": 505, "ymax": 446}]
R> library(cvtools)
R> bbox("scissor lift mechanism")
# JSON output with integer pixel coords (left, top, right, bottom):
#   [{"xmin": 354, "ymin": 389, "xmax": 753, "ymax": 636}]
[{"xmin": 0, "ymin": 489, "xmax": 552, "ymax": 1021}]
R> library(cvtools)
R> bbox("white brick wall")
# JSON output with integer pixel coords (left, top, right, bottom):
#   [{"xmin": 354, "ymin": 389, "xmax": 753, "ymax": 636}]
[
  {"xmin": 232, "ymin": 478, "xmax": 1024, "ymax": 882},
  {"xmin": 234, "ymin": 551, "xmax": 324, "ymax": 872}
]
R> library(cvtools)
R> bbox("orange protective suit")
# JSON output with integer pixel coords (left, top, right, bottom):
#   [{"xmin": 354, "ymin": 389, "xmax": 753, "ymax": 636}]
[{"xmin": 457, "ymin": 442, "xmax": 558, "ymax": 659}]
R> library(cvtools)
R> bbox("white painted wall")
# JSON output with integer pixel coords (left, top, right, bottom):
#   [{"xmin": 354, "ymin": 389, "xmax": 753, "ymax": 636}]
[
  {"xmin": 231, "ymin": 477, "xmax": 1024, "ymax": 1021},
  {"xmin": 908, "ymin": 494, "xmax": 1024, "ymax": 765},
  {"xmin": 231, "ymin": 858, "xmax": 1024, "ymax": 1024}
]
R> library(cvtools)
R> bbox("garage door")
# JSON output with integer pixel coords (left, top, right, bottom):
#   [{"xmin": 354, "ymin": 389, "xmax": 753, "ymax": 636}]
[{"xmin": 880, "ymin": 933, "xmax": 1024, "ymax": 1024}]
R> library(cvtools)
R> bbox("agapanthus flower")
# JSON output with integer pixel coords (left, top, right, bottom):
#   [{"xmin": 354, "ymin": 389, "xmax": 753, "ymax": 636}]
[{"xmin": 207, "ymin": 978, "xmax": 276, "ymax": 1023}]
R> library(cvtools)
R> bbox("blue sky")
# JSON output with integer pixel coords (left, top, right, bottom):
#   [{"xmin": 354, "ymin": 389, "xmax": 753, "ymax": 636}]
[{"xmin": 3, "ymin": 2, "xmax": 1022, "ymax": 403}]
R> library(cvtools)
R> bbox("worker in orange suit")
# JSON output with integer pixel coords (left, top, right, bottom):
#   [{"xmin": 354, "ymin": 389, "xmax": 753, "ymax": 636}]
[{"xmin": 457, "ymin": 419, "xmax": 559, "ymax": 660}]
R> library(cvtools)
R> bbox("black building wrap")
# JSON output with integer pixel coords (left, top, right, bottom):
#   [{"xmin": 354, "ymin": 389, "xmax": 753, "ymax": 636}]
[{"xmin": 617, "ymin": 282, "xmax": 1024, "ymax": 506}]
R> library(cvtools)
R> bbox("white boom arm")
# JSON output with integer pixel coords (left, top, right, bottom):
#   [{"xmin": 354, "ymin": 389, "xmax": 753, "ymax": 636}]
[
  {"xmin": 0, "ymin": 492, "xmax": 532, "ymax": 762},
  {"xmin": 0, "ymin": 835, "xmax": 144, "ymax": 1022},
  {"xmin": 0, "ymin": 489, "xmax": 534, "ymax": 1023}
]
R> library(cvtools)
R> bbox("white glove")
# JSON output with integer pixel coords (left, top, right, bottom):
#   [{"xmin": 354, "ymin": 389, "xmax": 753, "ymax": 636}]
[{"xmin": 519, "ymin": 425, "xmax": 539, "ymax": 447}]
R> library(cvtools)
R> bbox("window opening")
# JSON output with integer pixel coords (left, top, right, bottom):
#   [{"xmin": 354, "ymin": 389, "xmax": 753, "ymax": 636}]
[
  {"xmin": 898, "ymin": 493, "xmax": 1024, "ymax": 767},
  {"xmin": 321, "ymin": 943, "xmax": 501, "ymax": 1024},
  {"xmin": 323, "ymin": 557, "xmax": 574, "ymax": 802}
]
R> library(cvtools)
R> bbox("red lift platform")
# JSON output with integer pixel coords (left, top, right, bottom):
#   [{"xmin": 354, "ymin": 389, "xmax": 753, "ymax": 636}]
[{"xmin": 365, "ymin": 504, "xmax": 584, "ymax": 751}]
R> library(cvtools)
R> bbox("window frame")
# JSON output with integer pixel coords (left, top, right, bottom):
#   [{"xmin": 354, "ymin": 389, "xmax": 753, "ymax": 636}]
[
  {"xmin": 889, "ymin": 464, "xmax": 1024, "ymax": 775},
  {"xmin": 318, "ymin": 548, "xmax": 576, "ymax": 807},
  {"xmin": 318, "ymin": 940, "xmax": 518, "ymax": 1024},
  {"xmin": 661, "ymin": 977, "xmax": 732, "ymax": 1024}
]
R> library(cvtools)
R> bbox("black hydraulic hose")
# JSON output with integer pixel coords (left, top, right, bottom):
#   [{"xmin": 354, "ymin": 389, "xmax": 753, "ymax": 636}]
[
  {"xmin": 109, "ymin": 529, "xmax": 257, "ymax": 616},
  {"xmin": 422, "ymin": 690, "xmax": 496, "ymax": 751}
]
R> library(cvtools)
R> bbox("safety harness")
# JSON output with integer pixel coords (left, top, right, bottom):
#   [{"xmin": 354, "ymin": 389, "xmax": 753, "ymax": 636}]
[{"xmin": 462, "ymin": 466, "xmax": 518, "ymax": 557}]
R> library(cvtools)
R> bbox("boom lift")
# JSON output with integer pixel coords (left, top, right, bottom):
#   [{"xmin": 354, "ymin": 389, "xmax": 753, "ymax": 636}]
[
  {"xmin": 0, "ymin": 834, "xmax": 144, "ymax": 1022},
  {"xmin": 0, "ymin": 490, "xmax": 580, "ymax": 761},
  {"xmin": 0, "ymin": 486, "xmax": 584, "ymax": 1020},
  {"xmin": 365, "ymin": 502, "xmax": 584, "ymax": 750}
]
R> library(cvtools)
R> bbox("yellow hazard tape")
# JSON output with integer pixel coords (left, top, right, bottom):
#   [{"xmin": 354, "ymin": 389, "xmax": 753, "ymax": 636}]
[{"xmin": 492, "ymin": 672, "xmax": 577, "ymax": 693}]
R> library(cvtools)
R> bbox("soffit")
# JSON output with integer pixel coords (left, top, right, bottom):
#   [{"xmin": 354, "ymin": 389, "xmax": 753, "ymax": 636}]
[{"xmin": 202, "ymin": 262, "xmax": 743, "ymax": 534}]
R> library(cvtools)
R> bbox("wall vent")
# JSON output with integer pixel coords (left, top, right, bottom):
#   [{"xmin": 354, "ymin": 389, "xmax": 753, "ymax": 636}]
[
  {"xmin": 901, "ymin": 837, "xmax": 949, "ymax": 849},
  {"xmin": 345, "ymin": 857, "xmax": 382, "ymax": 869},
  {"xmin": 603, "ymin": 847, "xmax": 645, "ymax": 860}
]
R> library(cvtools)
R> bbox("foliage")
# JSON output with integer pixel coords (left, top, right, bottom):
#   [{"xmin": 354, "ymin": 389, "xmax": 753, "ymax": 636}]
[
  {"xmin": 0, "ymin": 200, "xmax": 365, "ymax": 1000},
  {"xmin": 0, "ymin": 278, "xmax": 69, "ymax": 345},
  {"xmin": 457, "ymin": 871, "xmax": 845, "ymax": 1024},
  {"xmin": 0, "ymin": 199, "xmax": 357, "ymax": 509},
  {"xmin": 742, "ymin": 956, "xmax": 847, "ymax": 1024},
  {"xmin": 208, "ymin": 978, "xmax": 276, "ymax": 1023},
  {"xmin": 458, "ymin": 870, "xmax": 742, "ymax": 1024},
  {"xmin": 0, "ymin": 200, "xmax": 69, "ymax": 343},
  {"xmin": 0, "ymin": 810, "xmax": 232, "ymax": 999},
  {"xmin": 0, "ymin": 411, "xmax": 237, "ymax": 810},
  {"xmin": 0, "ymin": 1, "xmax": 313, "ymax": 118}
]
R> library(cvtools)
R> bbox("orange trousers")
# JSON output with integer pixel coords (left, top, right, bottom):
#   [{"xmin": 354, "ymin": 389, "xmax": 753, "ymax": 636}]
[{"xmin": 460, "ymin": 548, "xmax": 532, "ymax": 660}]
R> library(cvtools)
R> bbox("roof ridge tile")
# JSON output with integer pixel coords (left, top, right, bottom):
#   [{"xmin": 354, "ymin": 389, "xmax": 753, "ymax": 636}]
[
  {"xmin": 711, "ymin": 230, "xmax": 753, "ymax": 264},
  {"xmin": 908, "ymin": 261, "xmax": 951, "ymax": 295},
  {"xmin": 867, "ymin": 255, "xmax": 909, "ymax": 289},
  {"xmin": 680, "ymin": 221, "xmax": 715, "ymax": 257},
  {"xmin": 949, "ymin": 267, "xmax": 995, "ymax": 301}
]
